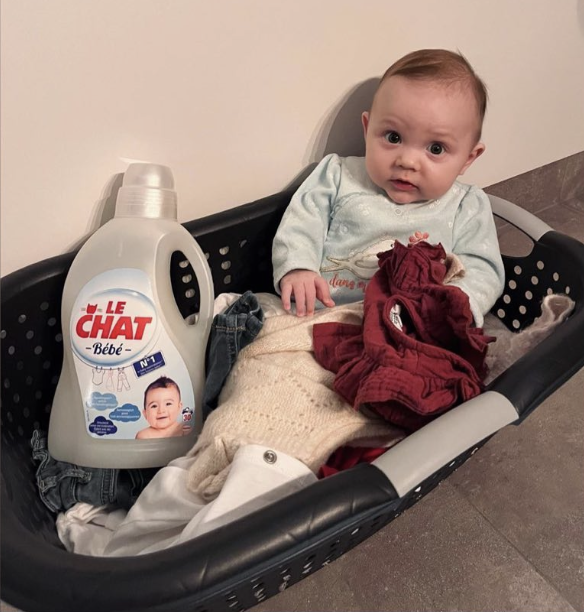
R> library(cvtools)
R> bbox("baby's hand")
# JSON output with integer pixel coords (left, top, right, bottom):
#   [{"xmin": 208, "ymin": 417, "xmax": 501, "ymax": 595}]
[{"xmin": 280, "ymin": 270, "xmax": 335, "ymax": 316}]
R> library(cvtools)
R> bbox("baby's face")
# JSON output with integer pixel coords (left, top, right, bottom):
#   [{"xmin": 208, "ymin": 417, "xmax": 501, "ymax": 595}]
[
  {"xmin": 362, "ymin": 76, "xmax": 484, "ymax": 204},
  {"xmin": 143, "ymin": 386, "xmax": 182, "ymax": 430}
]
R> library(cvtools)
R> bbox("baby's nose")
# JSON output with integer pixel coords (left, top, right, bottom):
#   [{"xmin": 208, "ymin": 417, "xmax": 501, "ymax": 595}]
[{"xmin": 395, "ymin": 148, "xmax": 420, "ymax": 170}]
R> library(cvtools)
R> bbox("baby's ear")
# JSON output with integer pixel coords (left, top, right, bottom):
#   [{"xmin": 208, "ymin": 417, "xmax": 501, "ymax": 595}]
[
  {"xmin": 460, "ymin": 142, "xmax": 485, "ymax": 175},
  {"xmin": 361, "ymin": 112, "xmax": 370, "ymax": 140}
]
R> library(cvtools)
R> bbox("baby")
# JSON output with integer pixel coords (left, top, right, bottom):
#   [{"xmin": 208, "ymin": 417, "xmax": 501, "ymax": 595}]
[
  {"xmin": 135, "ymin": 376, "xmax": 189, "ymax": 439},
  {"xmin": 272, "ymin": 49, "xmax": 505, "ymax": 327}
]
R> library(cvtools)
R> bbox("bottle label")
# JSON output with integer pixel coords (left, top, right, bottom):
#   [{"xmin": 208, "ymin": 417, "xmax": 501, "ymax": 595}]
[{"xmin": 70, "ymin": 269, "xmax": 196, "ymax": 440}]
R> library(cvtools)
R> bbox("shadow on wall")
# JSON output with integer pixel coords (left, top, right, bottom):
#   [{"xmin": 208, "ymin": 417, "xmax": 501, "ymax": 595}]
[
  {"xmin": 67, "ymin": 78, "xmax": 383, "ymax": 243},
  {"xmin": 286, "ymin": 77, "xmax": 380, "ymax": 191},
  {"xmin": 65, "ymin": 172, "xmax": 124, "ymax": 254},
  {"xmin": 312, "ymin": 77, "xmax": 379, "ymax": 160},
  {"xmin": 579, "ymin": 0, "xmax": 584, "ymax": 33}
]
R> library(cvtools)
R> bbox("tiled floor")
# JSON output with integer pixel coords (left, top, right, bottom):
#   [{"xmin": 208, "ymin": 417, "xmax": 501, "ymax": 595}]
[{"xmin": 250, "ymin": 167, "xmax": 584, "ymax": 612}]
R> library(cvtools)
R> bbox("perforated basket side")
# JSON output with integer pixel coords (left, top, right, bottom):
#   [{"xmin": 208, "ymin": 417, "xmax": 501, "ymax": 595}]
[
  {"xmin": 1, "ymin": 255, "xmax": 71, "ymax": 545},
  {"xmin": 488, "ymin": 230, "xmax": 584, "ymax": 419},
  {"xmin": 494, "ymin": 238, "xmax": 579, "ymax": 332}
]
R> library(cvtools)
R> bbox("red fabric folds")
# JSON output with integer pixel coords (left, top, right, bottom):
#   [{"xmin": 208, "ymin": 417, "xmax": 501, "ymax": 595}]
[
  {"xmin": 313, "ymin": 241, "xmax": 493, "ymax": 432},
  {"xmin": 318, "ymin": 445, "xmax": 387, "ymax": 478}
]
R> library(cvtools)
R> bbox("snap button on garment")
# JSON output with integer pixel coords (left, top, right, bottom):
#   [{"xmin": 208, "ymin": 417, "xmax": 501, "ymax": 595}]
[{"xmin": 263, "ymin": 450, "xmax": 277, "ymax": 464}]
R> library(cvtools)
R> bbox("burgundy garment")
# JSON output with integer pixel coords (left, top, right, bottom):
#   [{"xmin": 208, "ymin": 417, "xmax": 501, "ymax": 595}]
[
  {"xmin": 318, "ymin": 445, "xmax": 387, "ymax": 479},
  {"xmin": 313, "ymin": 241, "xmax": 494, "ymax": 432}
]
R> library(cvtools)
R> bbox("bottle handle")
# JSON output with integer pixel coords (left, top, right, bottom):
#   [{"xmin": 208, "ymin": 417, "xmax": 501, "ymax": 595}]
[{"xmin": 157, "ymin": 229, "xmax": 214, "ymax": 340}]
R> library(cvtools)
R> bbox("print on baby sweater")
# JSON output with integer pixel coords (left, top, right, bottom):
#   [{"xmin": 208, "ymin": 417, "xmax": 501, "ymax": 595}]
[
  {"xmin": 322, "ymin": 232, "xmax": 432, "ymax": 294},
  {"xmin": 321, "ymin": 232, "xmax": 432, "ymax": 281},
  {"xmin": 321, "ymin": 237, "xmax": 396, "ymax": 279}
]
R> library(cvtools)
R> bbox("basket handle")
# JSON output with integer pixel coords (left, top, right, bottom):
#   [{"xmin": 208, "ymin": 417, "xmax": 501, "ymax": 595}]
[
  {"xmin": 488, "ymin": 194, "xmax": 553, "ymax": 241},
  {"xmin": 371, "ymin": 390, "xmax": 519, "ymax": 497}
]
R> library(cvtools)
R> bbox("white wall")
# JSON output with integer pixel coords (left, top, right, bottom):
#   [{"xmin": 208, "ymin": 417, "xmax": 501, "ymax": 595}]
[{"xmin": 2, "ymin": 0, "xmax": 584, "ymax": 275}]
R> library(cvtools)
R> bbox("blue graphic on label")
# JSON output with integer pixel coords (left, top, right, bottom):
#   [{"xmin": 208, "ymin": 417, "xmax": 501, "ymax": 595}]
[
  {"xmin": 109, "ymin": 403, "xmax": 142, "ymax": 422},
  {"xmin": 89, "ymin": 415, "xmax": 118, "ymax": 436},
  {"xmin": 86, "ymin": 392, "xmax": 118, "ymax": 411},
  {"xmin": 133, "ymin": 351, "xmax": 166, "ymax": 377},
  {"xmin": 72, "ymin": 269, "xmax": 196, "ymax": 440}
]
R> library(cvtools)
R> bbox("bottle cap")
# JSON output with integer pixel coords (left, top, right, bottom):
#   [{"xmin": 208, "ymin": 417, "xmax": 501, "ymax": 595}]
[{"xmin": 115, "ymin": 163, "xmax": 178, "ymax": 220}]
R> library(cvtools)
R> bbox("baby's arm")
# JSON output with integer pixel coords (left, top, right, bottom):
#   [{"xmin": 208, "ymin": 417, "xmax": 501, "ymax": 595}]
[
  {"xmin": 272, "ymin": 154, "xmax": 342, "ymax": 315},
  {"xmin": 449, "ymin": 187, "xmax": 505, "ymax": 327}
]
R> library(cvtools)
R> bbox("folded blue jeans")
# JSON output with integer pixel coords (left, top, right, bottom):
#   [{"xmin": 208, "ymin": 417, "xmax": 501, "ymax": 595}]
[
  {"xmin": 202, "ymin": 290, "xmax": 264, "ymax": 421},
  {"xmin": 31, "ymin": 429, "xmax": 158, "ymax": 513}
]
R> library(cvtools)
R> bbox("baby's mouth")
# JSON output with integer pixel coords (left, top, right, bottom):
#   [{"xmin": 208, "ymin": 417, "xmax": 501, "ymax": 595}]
[{"xmin": 391, "ymin": 179, "xmax": 416, "ymax": 191}]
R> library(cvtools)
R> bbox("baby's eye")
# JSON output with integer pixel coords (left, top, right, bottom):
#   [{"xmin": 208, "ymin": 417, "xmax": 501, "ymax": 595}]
[
  {"xmin": 428, "ymin": 143, "xmax": 445, "ymax": 155},
  {"xmin": 384, "ymin": 131, "xmax": 401, "ymax": 144}
]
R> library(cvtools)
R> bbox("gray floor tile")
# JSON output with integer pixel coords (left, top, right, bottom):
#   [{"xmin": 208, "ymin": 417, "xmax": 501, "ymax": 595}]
[
  {"xmin": 449, "ymin": 369, "xmax": 584, "ymax": 610},
  {"xmin": 495, "ymin": 191, "xmax": 584, "ymax": 257},
  {"xmin": 538, "ymin": 201, "xmax": 584, "ymax": 243},
  {"xmin": 485, "ymin": 160, "xmax": 566, "ymax": 215},
  {"xmin": 350, "ymin": 483, "xmax": 578, "ymax": 612},
  {"xmin": 497, "ymin": 222, "xmax": 537, "ymax": 258},
  {"xmin": 564, "ymin": 197, "xmax": 584, "ymax": 215},
  {"xmin": 560, "ymin": 152, "xmax": 584, "ymax": 202},
  {"xmin": 259, "ymin": 483, "xmax": 577, "ymax": 612},
  {"xmin": 252, "ymin": 560, "xmax": 363, "ymax": 612}
]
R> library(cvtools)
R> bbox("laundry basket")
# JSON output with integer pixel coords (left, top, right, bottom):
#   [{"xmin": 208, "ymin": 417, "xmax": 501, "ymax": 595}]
[{"xmin": 2, "ymin": 190, "xmax": 584, "ymax": 612}]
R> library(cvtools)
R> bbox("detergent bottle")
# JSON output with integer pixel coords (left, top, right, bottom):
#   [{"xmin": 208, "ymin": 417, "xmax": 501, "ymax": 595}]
[{"xmin": 48, "ymin": 163, "xmax": 214, "ymax": 468}]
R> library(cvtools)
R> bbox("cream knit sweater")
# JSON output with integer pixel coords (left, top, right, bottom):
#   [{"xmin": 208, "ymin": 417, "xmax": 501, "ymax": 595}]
[{"xmin": 187, "ymin": 303, "xmax": 404, "ymax": 499}]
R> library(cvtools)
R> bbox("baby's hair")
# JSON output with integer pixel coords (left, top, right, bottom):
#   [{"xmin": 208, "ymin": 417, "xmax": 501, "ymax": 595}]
[
  {"xmin": 377, "ymin": 49, "xmax": 488, "ymax": 140},
  {"xmin": 143, "ymin": 376, "xmax": 181, "ymax": 407}
]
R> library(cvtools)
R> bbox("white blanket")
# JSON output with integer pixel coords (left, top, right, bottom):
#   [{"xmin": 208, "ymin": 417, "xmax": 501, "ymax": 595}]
[{"xmin": 57, "ymin": 444, "xmax": 317, "ymax": 556}]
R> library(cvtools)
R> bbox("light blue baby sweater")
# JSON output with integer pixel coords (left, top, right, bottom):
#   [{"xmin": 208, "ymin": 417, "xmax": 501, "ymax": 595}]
[{"xmin": 272, "ymin": 153, "xmax": 505, "ymax": 327}]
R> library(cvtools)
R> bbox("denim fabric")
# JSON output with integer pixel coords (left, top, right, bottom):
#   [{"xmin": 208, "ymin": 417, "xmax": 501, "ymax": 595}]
[
  {"xmin": 31, "ymin": 429, "xmax": 158, "ymax": 513},
  {"xmin": 202, "ymin": 291, "xmax": 264, "ymax": 421}
]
